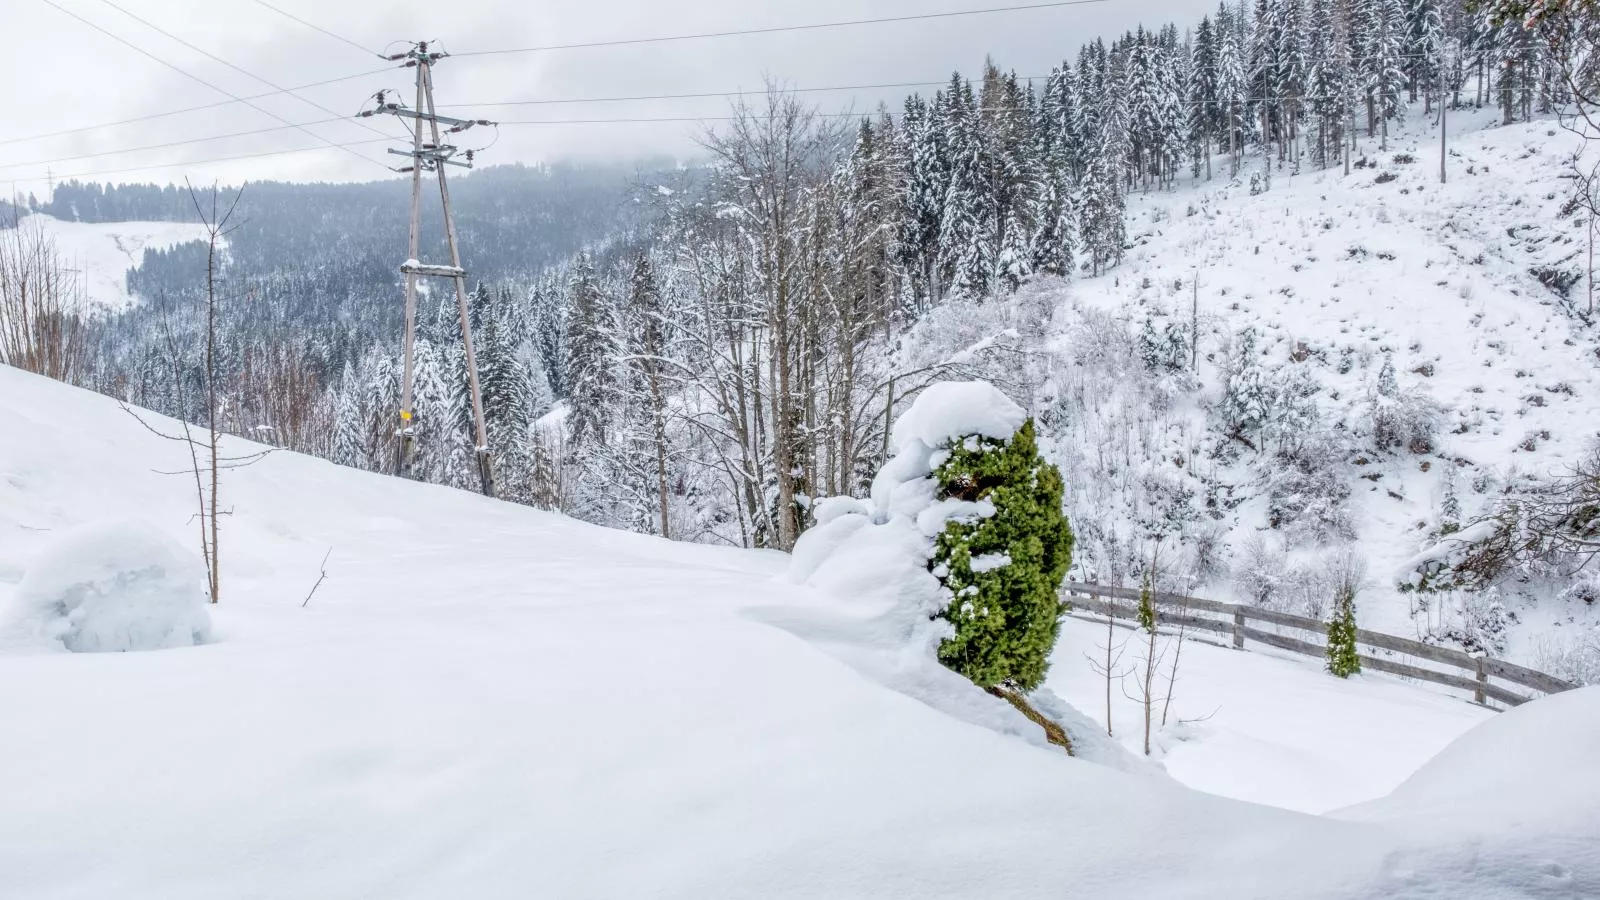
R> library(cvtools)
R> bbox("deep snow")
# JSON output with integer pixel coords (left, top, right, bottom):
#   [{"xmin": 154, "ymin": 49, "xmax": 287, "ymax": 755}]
[
  {"xmin": 6, "ymin": 518, "xmax": 213, "ymax": 653},
  {"xmin": 1, "ymin": 362, "xmax": 1597, "ymax": 897}
]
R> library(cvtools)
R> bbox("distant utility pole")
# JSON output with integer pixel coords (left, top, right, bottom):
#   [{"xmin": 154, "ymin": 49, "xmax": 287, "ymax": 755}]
[
  {"xmin": 1439, "ymin": 71, "xmax": 1449, "ymax": 186},
  {"xmin": 1190, "ymin": 271, "xmax": 1199, "ymax": 373},
  {"xmin": 360, "ymin": 41, "xmax": 497, "ymax": 497}
]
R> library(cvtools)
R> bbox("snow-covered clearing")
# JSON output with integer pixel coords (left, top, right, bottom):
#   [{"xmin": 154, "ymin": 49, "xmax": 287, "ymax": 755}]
[
  {"xmin": 24, "ymin": 212, "xmax": 207, "ymax": 310},
  {"xmin": 1048, "ymin": 620, "xmax": 1491, "ymax": 813},
  {"xmin": 0, "ymin": 363, "xmax": 1596, "ymax": 898}
]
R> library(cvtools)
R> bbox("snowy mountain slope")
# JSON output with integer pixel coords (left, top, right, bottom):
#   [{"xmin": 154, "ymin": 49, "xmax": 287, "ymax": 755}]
[
  {"xmin": 1042, "ymin": 106, "xmax": 1600, "ymax": 669},
  {"xmin": 1, "ymin": 363, "xmax": 1596, "ymax": 898},
  {"xmin": 22, "ymin": 212, "xmax": 208, "ymax": 310}
]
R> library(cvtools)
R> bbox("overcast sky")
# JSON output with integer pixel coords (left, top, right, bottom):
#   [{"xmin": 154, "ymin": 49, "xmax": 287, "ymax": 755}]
[{"xmin": 6, "ymin": 0, "xmax": 1216, "ymax": 195}]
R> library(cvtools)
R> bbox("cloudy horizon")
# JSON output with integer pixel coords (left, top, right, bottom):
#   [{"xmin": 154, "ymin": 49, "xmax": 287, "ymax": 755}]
[{"xmin": 7, "ymin": 0, "xmax": 1216, "ymax": 194}]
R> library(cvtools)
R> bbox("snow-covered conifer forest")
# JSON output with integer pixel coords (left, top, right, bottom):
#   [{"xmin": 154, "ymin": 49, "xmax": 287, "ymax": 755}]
[{"xmin": 3, "ymin": 0, "xmax": 1600, "ymax": 894}]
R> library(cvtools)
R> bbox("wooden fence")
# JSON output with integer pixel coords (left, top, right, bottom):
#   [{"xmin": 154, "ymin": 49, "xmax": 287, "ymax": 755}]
[{"xmin": 1062, "ymin": 582, "xmax": 1578, "ymax": 708}]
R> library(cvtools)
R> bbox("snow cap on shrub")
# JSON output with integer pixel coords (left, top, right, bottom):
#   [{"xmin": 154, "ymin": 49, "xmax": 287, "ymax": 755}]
[
  {"xmin": 10, "ymin": 519, "xmax": 213, "ymax": 653},
  {"xmin": 890, "ymin": 381, "xmax": 1027, "ymax": 453}
]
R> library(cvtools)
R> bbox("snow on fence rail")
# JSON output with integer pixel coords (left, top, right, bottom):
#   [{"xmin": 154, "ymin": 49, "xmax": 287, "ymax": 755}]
[{"xmin": 1061, "ymin": 582, "xmax": 1578, "ymax": 709}]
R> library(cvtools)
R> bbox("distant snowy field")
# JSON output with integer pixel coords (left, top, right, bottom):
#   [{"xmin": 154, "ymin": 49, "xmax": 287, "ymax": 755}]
[
  {"xmin": 1, "ymin": 363, "xmax": 1596, "ymax": 897},
  {"xmin": 25, "ymin": 212, "xmax": 208, "ymax": 310}
]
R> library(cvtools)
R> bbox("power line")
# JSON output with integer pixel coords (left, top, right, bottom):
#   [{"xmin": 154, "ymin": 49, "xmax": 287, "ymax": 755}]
[
  {"xmin": 440, "ymin": 78, "xmax": 979, "ymax": 110},
  {"xmin": 452, "ymin": 0, "xmax": 1114, "ymax": 57},
  {"xmin": 36, "ymin": 0, "xmax": 392, "ymax": 172},
  {"xmin": 496, "ymin": 112, "xmax": 868, "ymax": 126},
  {"xmin": 251, "ymin": 0, "xmax": 381, "ymax": 59},
  {"xmin": 14, "ymin": 136, "xmax": 396, "ymax": 187},
  {"xmin": 0, "ymin": 66, "xmax": 392, "ymax": 149},
  {"xmin": 92, "ymin": 0, "xmax": 397, "ymax": 144},
  {"xmin": 0, "ymin": 117, "xmax": 350, "ymax": 173}
]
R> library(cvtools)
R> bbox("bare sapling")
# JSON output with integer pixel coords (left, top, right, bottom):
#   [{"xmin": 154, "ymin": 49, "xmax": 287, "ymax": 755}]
[
  {"xmin": 1086, "ymin": 584, "xmax": 1132, "ymax": 737},
  {"xmin": 119, "ymin": 184, "xmax": 268, "ymax": 603}
]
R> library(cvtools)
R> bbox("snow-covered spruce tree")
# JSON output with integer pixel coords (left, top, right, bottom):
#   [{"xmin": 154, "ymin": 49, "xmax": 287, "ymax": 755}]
[
  {"xmin": 1326, "ymin": 581, "xmax": 1362, "ymax": 678},
  {"xmin": 930, "ymin": 418, "xmax": 1074, "ymax": 691},
  {"xmin": 1188, "ymin": 14, "xmax": 1223, "ymax": 179},
  {"xmin": 939, "ymin": 78, "xmax": 995, "ymax": 299},
  {"xmin": 331, "ymin": 361, "xmax": 367, "ymax": 470},
  {"xmin": 563, "ymin": 253, "xmax": 618, "ymax": 449}
]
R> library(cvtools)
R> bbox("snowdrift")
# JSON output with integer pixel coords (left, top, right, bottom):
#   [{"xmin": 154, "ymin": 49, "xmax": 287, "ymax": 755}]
[
  {"xmin": 6, "ymin": 519, "xmax": 213, "ymax": 652},
  {"xmin": 1334, "ymin": 687, "xmax": 1600, "ymax": 896}
]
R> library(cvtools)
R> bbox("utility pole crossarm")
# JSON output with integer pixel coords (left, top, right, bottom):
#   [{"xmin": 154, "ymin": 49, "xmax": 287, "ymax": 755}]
[
  {"xmin": 361, "ymin": 103, "xmax": 492, "ymax": 133},
  {"xmin": 399, "ymin": 260, "xmax": 467, "ymax": 278},
  {"xmin": 385, "ymin": 145, "xmax": 475, "ymax": 169}
]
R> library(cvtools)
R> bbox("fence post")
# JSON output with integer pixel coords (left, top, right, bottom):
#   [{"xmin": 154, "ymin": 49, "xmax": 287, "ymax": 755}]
[
  {"xmin": 1232, "ymin": 609, "xmax": 1245, "ymax": 650},
  {"xmin": 1474, "ymin": 655, "xmax": 1488, "ymax": 705}
]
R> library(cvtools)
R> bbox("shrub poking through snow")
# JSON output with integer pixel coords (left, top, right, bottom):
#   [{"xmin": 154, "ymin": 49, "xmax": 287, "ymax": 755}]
[
  {"xmin": 9, "ymin": 519, "xmax": 213, "ymax": 653},
  {"xmin": 1326, "ymin": 582, "xmax": 1361, "ymax": 678},
  {"xmin": 929, "ymin": 418, "xmax": 1074, "ymax": 691},
  {"xmin": 1137, "ymin": 572, "xmax": 1156, "ymax": 633}
]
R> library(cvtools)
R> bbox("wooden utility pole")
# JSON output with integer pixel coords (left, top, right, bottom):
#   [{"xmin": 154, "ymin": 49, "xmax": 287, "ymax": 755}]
[{"xmin": 361, "ymin": 42, "xmax": 497, "ymax": 496}]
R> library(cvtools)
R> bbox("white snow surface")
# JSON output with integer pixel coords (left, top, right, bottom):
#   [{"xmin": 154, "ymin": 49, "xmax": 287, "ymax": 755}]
[
  {"xmin": 5, "ymin": 518, "xmax": 212, "ymax": 653},
  {"xmin": 1049, "ymin": 621, "xmax": 1493, "ymax": 814},
  {"xmin": 889, "ymin": 379, "xmax": 1026, "ymax": 452},
  {"xmin": 25, "ymin": 213, "xmax": 210, "ymax": 311},
  {"xmin": 2, "ymin": 363, "xmax": 1597, "ymax": 898}
]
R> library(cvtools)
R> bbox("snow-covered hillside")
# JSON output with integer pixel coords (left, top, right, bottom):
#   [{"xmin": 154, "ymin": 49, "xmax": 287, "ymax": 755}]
[
  {"xmin": 1, "ymin": 363, "xmax": 1596, "ymax": 898},
  {"xmin": 1031, "ymin": 106, "xmax": 1600, "ymax": 674},
  {"xmin": 24, "ymin": 212, "xmax": 208, "ymax": 310}
]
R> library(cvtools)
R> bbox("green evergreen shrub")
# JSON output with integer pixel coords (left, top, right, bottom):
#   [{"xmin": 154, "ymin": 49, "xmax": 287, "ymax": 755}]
[
  {"xmin": 1327, "ymin": 583, "xmax": 1362, "ymax": 678},
  {"xmin": 1137, "ymin": 572, "xmax": 1157, "ymax": 633},
  {"xmin": 930, "ymin": 419, "xmax": 1074, "ymax": 690}
]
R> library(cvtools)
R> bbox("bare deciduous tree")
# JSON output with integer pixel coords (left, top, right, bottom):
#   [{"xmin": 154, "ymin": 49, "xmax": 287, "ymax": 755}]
[{"xmin": 0, "ymin": 211, "xmax": 88, "ymax": 383}]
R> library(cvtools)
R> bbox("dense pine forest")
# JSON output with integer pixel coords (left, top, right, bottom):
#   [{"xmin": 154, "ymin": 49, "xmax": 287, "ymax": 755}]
[{"xmin": 7, "ymin": 0, "xmax": 1580, "ymax": 555}]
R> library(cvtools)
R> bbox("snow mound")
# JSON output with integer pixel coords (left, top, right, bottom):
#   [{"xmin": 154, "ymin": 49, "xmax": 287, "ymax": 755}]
[
  {"xmin": 1332, "ymin": 688, "xmax": 1600, "ymax": 896},
  {"xmin": 888, "ymin": 380, "xmax": 1025, "ymax": 453},
  {"xmin": 777, "ymin": 382, "xmax": 1137, "ymax": 766},
  {"xmin": 1345, "ymin": 686, "xmax": 1600, "ymax": 826},
  {"xmin": 790, "ymin": 379, "xmax": 1023, "ymax": 623},
  {"xmin": 8, "ymin": 519, "xmax": 213, "ymax": 653}
]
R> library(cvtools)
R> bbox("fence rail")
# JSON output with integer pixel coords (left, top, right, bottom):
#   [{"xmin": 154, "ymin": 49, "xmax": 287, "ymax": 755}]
[{"xmin": 1062, "ymin": 582, "xmax": 1578, "ymax": 708}]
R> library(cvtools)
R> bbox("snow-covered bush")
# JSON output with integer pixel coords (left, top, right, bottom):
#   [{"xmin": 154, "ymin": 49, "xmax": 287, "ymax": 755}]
[
  {"xmin": 7, "ymin": 520, "xmax": 213, "ymax": 652},
  {"xmin": 1561, "ymin": 569, "xmax": 1600, "ymax": 607},
  {"xmin": 1264, "ymin": 430, "xmax": 1354, "ymax": 544},
  {"xmin": 1136, "ymin": 315, "xmax": 1191, "ymax": 376},
  {"xmin": 1531, "ymin": 627, "xmax": 1600, "ymax": 686},
  {"xmin": 1233, "ymin": 535, "xmax": 1287, "ymax": 607},
  {"xmin": 1183, "ymin": 523, "xmax": 1231, "ymax": 586},
  {"xmin": 930, "ymin": 416, "xmax": 1074, "ymax": 691},
  {"xmin": 1366, "ymin": 354, "xmax": 1442, "ymax": 455},
  {"xmin": 1438, "ymin": 589, "xmax": 1512, "ymax": 656},
  {"xmin": 1219, "ymin": 328, "xmax": 1274, "ymax": 439},
  {"xmin": 788, "ymin": 381, "xmax": 1073, "ymax": 693}
]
